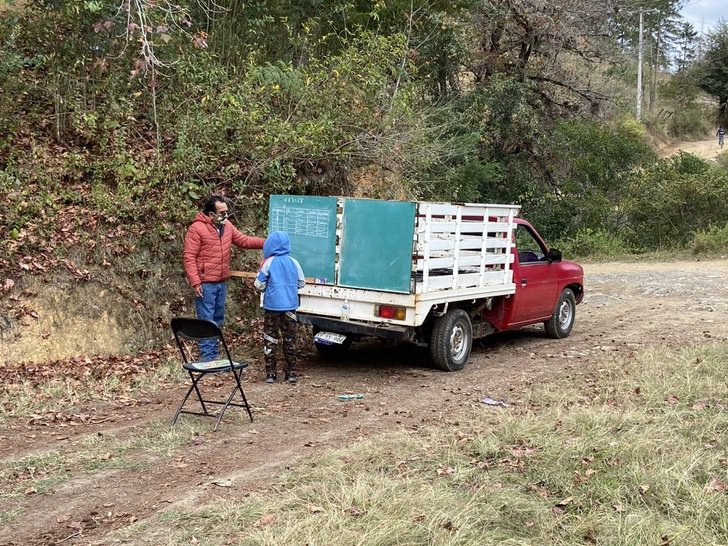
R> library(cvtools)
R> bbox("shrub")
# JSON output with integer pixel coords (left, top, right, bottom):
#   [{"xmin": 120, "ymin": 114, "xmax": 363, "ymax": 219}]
[
  {"xmin": 691, "ymin": 224, "xmax": 728, "ymax": 254},
  {"xmin": 716, "ymin": 150, "xmax": 728, "ymax": 170},
  {"xmin": 556, "ymin": 228, "xmax": 632, "ymax": 259},
  {"xmin": 666, "ymin": 106, "xmax": 714, "ymax": 138},
  {"xmin": 623, "ymin": 153, "xmax": 728, "ymax": 248}
]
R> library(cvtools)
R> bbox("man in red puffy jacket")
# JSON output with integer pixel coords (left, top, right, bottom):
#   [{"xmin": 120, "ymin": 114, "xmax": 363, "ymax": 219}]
[{"xmin": 183, "ymin": 196, "xmax": 265, "ymax": 360}]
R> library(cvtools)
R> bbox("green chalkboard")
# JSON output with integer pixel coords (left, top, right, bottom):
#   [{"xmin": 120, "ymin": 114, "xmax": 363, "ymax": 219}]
[
  {"xmin": 339, "ymin": 199, "xmax": 416, "ymax": 293},
  {"xmin": 268, "ymin": 195, "xmax": 337, "ymax": 282}
]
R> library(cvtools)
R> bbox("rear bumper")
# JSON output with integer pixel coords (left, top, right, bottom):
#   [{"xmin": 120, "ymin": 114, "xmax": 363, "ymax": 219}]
[{"xmin": 297, "ymin": 314, "xmax": 415, "ymax": 341}]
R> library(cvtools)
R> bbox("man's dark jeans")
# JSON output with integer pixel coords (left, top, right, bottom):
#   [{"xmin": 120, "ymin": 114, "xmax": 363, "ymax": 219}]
[{"xmin": 195, "ymin": 281, "xmax": 227, "ymax": 361}]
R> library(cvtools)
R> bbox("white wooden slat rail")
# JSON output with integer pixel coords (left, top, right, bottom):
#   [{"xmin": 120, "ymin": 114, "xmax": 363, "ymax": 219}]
[{"xmin": 414, "ymin": 202, "xmax": 519, "ymax": 295}]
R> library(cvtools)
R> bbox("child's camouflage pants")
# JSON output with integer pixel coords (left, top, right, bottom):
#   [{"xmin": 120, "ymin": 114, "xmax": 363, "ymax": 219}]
[{"xmin": 263, "ymin": 310, "xmax": 297, "ymax": 375}]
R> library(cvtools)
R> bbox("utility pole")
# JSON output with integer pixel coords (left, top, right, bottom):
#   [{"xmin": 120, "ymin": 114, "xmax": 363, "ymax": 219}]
[{"xmin": 637, "ymin": 8, "xmax": 644, "ymax": 122}]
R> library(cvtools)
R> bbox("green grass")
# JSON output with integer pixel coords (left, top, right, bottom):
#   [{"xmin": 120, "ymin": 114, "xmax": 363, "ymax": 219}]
[
  {"xmin": 148, "ymin": 344, "xmax": 728, "ymax": 546},
  {"xmin": 0, "ymin": 419, "xmax": 206, "ymax": 499},
  {"xmin": 0, "ymin": 507, "xmax": 22, "ymax": 526},
  {"xmin": 0, "ymin": 450, "xmax": 69, "ymax": 500}
]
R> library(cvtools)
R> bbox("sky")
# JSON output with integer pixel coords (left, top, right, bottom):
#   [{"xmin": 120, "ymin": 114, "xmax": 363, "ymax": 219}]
[{"xmin": 680, "ymin": 0, "xmax": 725, "ymax": 32}]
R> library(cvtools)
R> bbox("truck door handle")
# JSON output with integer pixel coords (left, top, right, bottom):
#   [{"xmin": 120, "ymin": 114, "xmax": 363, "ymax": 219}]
[{"xmin": 521, "ymin": 279, "xmax": 528, "ymax": 286}]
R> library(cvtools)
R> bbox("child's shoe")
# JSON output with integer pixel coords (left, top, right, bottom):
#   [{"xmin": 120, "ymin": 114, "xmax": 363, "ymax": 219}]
[
  {"xmin": 285, "ymin": 372, "xmax": 298, "ymax": 384},
  {"xmin": 265, "ymin": 373, "xmax": 277, "ymax": 384}
]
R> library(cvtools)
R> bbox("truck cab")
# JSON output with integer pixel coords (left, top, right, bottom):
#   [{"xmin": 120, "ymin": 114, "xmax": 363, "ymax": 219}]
[{"xmin": 483, "ymin": 219, "xmax": 584, "ymax": 331}]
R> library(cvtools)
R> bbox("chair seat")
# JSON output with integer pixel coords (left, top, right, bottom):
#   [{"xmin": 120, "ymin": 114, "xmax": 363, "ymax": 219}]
[{"xmin": 183, "ymin": 359, "xmax": 249, "ymax": 373}]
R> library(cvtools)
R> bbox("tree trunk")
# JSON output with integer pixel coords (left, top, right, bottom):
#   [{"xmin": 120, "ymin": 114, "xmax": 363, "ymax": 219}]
[{"xmin": 649, "ymin": 24, "xmax": 660, "ymax": 114}]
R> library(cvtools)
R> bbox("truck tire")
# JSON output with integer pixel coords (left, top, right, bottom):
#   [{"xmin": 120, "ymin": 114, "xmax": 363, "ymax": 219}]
[
  {"xmin": 430, "ymin": 309, "xmax": 472, "ymax": 371},
  {"xmin": 544, "ymin": 288, "xmax": 576, "ymax": 339}
]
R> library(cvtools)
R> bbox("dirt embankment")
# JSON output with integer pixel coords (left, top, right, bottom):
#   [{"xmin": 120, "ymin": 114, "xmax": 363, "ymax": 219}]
[{"xmin": 1, "ymin": 259, "xmax": 728, "ymax": 545}]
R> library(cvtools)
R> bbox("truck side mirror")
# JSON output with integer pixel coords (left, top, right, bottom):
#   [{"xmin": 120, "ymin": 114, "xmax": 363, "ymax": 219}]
[{"xmin": 547, "ymin": 248, "xmax": 562, "ymax": 263}]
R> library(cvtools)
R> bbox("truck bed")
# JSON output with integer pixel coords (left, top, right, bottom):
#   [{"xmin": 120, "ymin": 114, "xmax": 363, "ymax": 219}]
[{"xmin": 297, "ymin": 200, "xmax": 519, "ymax": 328}]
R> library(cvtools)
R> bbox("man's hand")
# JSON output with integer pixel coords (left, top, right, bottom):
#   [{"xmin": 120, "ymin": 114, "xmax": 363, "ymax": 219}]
[{"xmin": 194, "ymin": 284, "xmax": 203, "ymax": 298}]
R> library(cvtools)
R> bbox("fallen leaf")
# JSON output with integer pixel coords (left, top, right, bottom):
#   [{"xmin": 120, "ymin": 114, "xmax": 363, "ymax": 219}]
[
  {"xmin": 56, "ymin": 514, "xmax": 71, "ymax": 523},
  {"xmin": 529, "ymin": 483, "xmax": 550, "ymax": 499},
  {"xmin": 254, "ymin": 514, "xmax": 276, "ymax": 527},
  {"xmin": 665, "ymin": 394, "xmax": 679, "ymax": 406},
  {"xmin": 555, "ymin": 497, "xmax": 573, "ymax": 508},
  {"xmin": 308, "ymin": 505, "xmax": 324, "ymax": 513},
  {"xmin": 24, "ymin": 487, "xmax": 37, "ymax": 495},
  {"xmin": 348, "ymin": 505, "xmax": 364, "ymax": 517},
  {"xmin": 211, "ymin": 479, "xmax": 233, "ymax": 488},
  {"xmin": 704, "ymin": 478, "xmax": 726, "ymax": 493}
]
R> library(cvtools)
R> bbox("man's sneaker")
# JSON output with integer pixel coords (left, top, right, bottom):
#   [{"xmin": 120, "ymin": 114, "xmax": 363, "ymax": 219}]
[
  {"xmin": 265, "ymin": 373, "xmax": 277, "ymax": 384},
  {"xmin": 285, "ymin": 372, "xmax": 298, "ymax": 384}
]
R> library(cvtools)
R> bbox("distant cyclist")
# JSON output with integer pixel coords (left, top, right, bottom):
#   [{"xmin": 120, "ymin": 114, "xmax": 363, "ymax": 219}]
[{"xmin": 718, "ymin": 125, "xmax": 726, "ymax": 148}]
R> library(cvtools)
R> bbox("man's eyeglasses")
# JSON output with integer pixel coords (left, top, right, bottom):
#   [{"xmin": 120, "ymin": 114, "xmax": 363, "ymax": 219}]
[{"xmin": 213, "ymin": 211, "xmax": 231, "ymax": 219}]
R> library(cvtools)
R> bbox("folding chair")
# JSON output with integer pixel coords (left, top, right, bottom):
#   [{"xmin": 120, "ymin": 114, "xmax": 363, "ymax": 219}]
[{"xmin": 171, "ymin": 317, "xmax": 253, "ymax": 431}]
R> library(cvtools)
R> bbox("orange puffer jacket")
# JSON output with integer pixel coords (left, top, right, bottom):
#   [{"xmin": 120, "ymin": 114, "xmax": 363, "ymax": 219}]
[{"xmin": 183, "ymin": 212, "xmax": 264, "ymax": 287}]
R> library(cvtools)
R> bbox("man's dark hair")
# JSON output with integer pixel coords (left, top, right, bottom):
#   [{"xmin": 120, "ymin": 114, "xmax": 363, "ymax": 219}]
[{"xmin": 203, "ymin": 195, "xmax": 227, "ymax": 214}]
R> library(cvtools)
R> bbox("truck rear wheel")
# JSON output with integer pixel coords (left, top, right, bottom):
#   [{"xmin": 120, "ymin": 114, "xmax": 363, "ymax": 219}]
[
  {"xmin": 544, "ymin": 288, "xmax": 576, "ymax": 339},
  {"xmin": 430, "ymin": 309, "xmax": 472, "ymax": 371}
]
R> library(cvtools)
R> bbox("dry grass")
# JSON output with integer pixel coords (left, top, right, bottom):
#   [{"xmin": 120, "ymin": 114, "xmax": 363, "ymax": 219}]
[
  {"xmin": 0, "ymin": 359, "xmax": 182, "ymax": 420},
  {"xmin": 146, "ymin": 343, "xmax": 728, "ymax": 546}
]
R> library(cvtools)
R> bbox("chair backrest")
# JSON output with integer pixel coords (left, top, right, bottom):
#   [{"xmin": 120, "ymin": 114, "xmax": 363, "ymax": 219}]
[
  {"xmin": 172, "ymin": 317, "xmax": 222, "ymax": 340},
  {"xmin": 171, "ymin": 317, "xmax": 234, "ymax": 364}
]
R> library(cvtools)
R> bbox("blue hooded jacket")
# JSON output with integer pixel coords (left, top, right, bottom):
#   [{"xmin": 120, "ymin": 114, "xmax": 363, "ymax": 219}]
[{"xmin": 254, "ymin": 231, "xmax": 305, "ymax": 311}]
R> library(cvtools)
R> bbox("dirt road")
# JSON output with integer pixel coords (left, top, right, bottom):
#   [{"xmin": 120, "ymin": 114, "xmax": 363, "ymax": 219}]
[
  {"xmin": 2, "ymin": 259, "xmax": 728, "ymax": 545},
  {"xmin": 659, "ymin": 136, "xmax": 725, "ymax": 161}
]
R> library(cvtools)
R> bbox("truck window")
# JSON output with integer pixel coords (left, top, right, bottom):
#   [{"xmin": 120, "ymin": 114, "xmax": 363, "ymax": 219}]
[{"xmin": 515, "ymin": 225, "xmax": 547, "ymax": 263}]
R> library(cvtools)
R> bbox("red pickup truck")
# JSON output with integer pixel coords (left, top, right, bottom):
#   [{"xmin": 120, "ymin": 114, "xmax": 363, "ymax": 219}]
[{"xmin": 287, "ymin": 198, "xmax": 584, "ymax": 370}]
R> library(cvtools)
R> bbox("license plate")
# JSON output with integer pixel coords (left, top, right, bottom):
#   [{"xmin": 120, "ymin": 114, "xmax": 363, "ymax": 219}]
[{"xmin": 314, "ymin": 331, "xmax": 347, "ymax": 345}]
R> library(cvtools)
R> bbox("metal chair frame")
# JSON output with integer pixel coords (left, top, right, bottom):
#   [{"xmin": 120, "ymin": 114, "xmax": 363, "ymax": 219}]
[{"xmin": 171, "ymin": 317, "xmax": 253, "ymax": 431}]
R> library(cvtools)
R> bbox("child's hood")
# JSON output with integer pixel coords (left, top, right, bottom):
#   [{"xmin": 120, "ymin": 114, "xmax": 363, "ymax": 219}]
[{"xmin": 263, "ymin": 231, "xmax": 291, "ymax": 258}]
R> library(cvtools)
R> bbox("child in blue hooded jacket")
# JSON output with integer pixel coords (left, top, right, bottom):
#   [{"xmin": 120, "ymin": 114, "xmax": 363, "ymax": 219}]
[{"xmin": 254, "ymin": 231, "xmax": 305, "ymax": 383}]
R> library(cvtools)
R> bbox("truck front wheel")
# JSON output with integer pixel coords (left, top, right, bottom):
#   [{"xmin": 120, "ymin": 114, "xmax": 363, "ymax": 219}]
[
  {"xmin": 430, "ymin": 309, "xmax": 472, "ymax": 371},
  {"xmin": 544, "ymin": 288, "xmax": 576, "ymax": 339}
]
